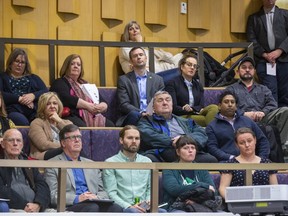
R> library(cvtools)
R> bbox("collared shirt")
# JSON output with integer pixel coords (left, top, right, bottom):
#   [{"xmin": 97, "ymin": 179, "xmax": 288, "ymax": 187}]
[
  {"xmin": 65, "ymin": 154, "xmax": 89, "ymax": 204},
  {"xmin": 218, "ymin": 113, "xmax": 236, "ymax": 129},
  {"xmin": 135, "ymin": 72, "xmax": 148, "ymax": 112},
  {"xmin": 103, "ymin": 151, "xmax": 151, "ymax": 209},
  {"xmin": 167, "ymin": 117, "xmax": 185, "ymax": 138},
  {"xmin": 184, "ymin": 79, "xmax": 194, "ymax": 107},
  {"xmin": 265, "ymin": 5, "xmax": 275, "ymax": 50}
]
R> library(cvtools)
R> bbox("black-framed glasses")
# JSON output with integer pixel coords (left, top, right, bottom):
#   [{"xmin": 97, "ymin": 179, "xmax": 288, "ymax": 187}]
[
  {"xmin": 64, "ymin": 135, "xmax": 82, "ymax": 141},
  {"xmin": 185, "ymin": 62, "xmax": 199, "ymax": 69}
]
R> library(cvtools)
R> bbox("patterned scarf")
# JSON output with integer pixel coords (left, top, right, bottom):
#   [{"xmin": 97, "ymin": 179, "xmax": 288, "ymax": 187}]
[{"xmin": 65, "ymin": 76, "xmax": 105, "ymax": 127}]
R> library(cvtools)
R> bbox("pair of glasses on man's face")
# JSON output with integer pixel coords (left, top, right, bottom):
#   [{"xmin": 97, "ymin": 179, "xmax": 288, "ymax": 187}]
[
  {"xmin": 185, "ymin": 62, "xmax": 199, "ymax": 69},
  {"xmin": 64, "ymin": 135, "xmax": 82, "ymax": 141}
]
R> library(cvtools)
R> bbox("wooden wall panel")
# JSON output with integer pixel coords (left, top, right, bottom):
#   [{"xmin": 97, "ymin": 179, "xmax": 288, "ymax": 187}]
[
  {"xmin": 58, "ymin": 0, "xmax": 80, "ymax": 15},
  {"xmin": 101, "ymin": 0, "xmax": 124, "ymax": 21},
  {"xmin": 231, "ymin": 0, "xmax": 262, "ymax": 33},
  {"xmin": 145, "ymin": 0, "xmax": 167, "ymax": 26},
  {"xmin": 13, "ymin": 0, "xmax": 36, "ymax": 8},
  {"xmin": 193, "ymin": 0, "xmax": 231, "ymax": 64},
  {"xmin": 102, "ymin": 32, "xmax": 122, "ymax": 87},
  {"xmin": 188, "ymin": 0, "xmax": 210, "ymax": 30}
]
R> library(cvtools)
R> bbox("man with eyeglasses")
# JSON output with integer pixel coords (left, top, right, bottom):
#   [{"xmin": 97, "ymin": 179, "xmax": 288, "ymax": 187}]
[
  {"xmin": 137, "ymin": 91, "xmax": 217, "ymax": 163},
  {"xmin": 44, "ymin": 124, "xmax": 122, "ymax": 212},
  {"xmin": 226, "ymin": 56, "xmax": 288, "ymax": 155},
  {"xmin": 0, "ymin": 129, "xmax": 50, "ymax": 212},
  {"xmin": 116, "ymin": 47, "xmax": 164, "ymax": 127}
]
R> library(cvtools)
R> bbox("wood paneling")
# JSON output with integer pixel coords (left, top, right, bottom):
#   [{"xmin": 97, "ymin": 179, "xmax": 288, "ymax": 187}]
[
  {"xmin": 188, "ymin": 0, "xmax": 210, "ymax": 30},
  {"xmin": 101, "ymin": 0, "xmax": 124, "ymax": 21},
  {"xmin": 231, "ymin": 0, "xmax": 262, "ymax": 33},
  {"xmin": 102, "ymin": 32, "xmax": 122, "ymax": 86},
  {"xmin": 145, "ymin": 0, "xmax": 167, "ymax": 26},
  {"xmin": 58, "ymin": 0, "xmax": 80, "ymax": 15},
  {"xmin": 13, "ymin": 0, "xmax": 36, "ymax": 8}
]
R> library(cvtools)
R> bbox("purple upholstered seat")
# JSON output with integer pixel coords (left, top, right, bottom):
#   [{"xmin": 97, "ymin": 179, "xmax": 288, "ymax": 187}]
[
  {"xmin": 98, "ymin": 87, "xmax": 119, "ymax": 124},
  {"xmin": 203, "ymin": 88, "xmax": 224, "ymax": 106},
  {"xmin": 90, "ymin": 128, "xmax": 121, "ymax": 161}
]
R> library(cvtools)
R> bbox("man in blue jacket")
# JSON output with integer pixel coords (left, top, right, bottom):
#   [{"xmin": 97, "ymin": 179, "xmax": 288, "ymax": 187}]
[
  {"xmin": 206, "ymin": 91, "xmax": 270, "ymax": 162},
  {"xmin": 137, "ymin": 90, "xmax": 217, "ymax": 163}
]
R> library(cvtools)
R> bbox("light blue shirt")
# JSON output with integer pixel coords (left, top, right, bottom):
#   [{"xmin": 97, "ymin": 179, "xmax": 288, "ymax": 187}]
[
  {"xmin": 135, "ymin": 72, "xmax": 147, "ymax": 112},
  {"xmin": 184, "ymin": 79, "xmax": 194, "ymax": 107},
  {"xmin": 103, "ymin": 151, "xmax": 151, "ymax": 209}
]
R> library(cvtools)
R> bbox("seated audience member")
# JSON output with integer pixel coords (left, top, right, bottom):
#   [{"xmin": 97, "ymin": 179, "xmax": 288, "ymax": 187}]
[
  {"xmin": 206, "ymin": 91, "xmax": 270, "ymax": 162},
  {"xmin": 137, "ymin": 90, "xmax": 217, "ymax": 163},
  {"xmin": 103, "ymin": 125, "xmax": 166, "ymax": 213},
  {"xmin": 50, "ymin": 54, "xmax": 114, "ymax": 127},
  {"xmin": 0, "ymin": 48, "xmax": 48, "ymax": 125},
  {"xmin": 29, "ymin": 92, "xmax": 72, "ymax": 160},
  {"xmin": 162, "ymin": 135, "xmax": 222, "ymax": 212},
  {"xmin": 119, "ymin": 20, "xmax": 182, "ymax": 73},
  {"xmin": 0, "ymin": 129, "xmax": 50, "ymax": 212},
  {"xmin": 116, "ymin": 47, "xmax": 164, "ymax": 126},
  {"xmin": 44, "ymin": 124, "xmax": 122, "ymax": 212},
  {"xmin": 219, "ymin": 127, "xmax": 278, "ymax": 200},
  {"xmin": 165, "ymin": 54, "xmax": 218, "ymax": 126},
  {"xmin": 226, "ymin": 56, "xmax": 288, "ymax": 147}
]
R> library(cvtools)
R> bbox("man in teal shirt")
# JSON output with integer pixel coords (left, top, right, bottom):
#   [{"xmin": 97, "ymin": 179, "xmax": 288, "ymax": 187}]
[{"xmin": 103, "ymin": 125, "xmax": 166, "ymax": 213}]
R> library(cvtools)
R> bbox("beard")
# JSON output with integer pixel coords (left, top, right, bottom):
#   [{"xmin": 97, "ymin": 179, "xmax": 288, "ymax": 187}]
[
  {"xmin": 239, "ymin": 73, "xmax": 253, "ymax": 81},
  {"xmin": 122, "ymin": 143, "xmax": 139, "ymax": 153}
]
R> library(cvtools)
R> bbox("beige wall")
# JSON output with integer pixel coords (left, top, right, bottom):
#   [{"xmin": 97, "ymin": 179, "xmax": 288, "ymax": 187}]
[{"xmin": 0, "ymin": 0, "xmax": 287, "ymax": 86}]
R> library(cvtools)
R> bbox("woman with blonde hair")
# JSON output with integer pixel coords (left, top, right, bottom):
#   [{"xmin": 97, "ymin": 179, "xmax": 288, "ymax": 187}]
[
  {"xmin": 119, "ymin": 20, "xmax": 182, "ymax": 74},
  {"xmin": 29, "ymin": 92, "xmax": 72, "ymax": 160}
]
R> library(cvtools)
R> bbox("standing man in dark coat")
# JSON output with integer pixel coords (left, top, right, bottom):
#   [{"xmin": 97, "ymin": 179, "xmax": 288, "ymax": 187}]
[{"xmin": 246, "ymin": 0, "xmax": 288, "ymax": 106}]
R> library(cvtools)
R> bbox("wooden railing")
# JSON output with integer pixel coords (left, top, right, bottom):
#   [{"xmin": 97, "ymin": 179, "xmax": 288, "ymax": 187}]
[
  {"xmin": 0, "ymin": 160, "xmax": 286, "ymax": 212},
  {"xmin": 0, "ymin": 37, "xmax": 253, "ymax": 87}
]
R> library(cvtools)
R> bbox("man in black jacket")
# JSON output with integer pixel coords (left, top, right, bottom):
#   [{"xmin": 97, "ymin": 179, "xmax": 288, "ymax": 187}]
[
  {"xmin": 0, "ymin": 129, "xmax": 50, "ymax": 212},
  {"xmin": 246, "ymin": 0, "xmax": 288, "ymax": 106}
]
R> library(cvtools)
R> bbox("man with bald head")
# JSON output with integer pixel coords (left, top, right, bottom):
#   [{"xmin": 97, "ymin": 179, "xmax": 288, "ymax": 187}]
[{"xmin": 0, "ymin": 129, "xmax": 50, "ymax": 212}]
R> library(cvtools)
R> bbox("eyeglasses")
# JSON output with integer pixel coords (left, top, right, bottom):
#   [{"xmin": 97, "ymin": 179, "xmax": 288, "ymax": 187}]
[
  {"xmin": 64, "ymin": 135, "xmax": 82, "ymax": 141},
  {"xmin": 3, "ymin": 138, "xmax": 23, "ymax": 143},
  {"xmin": 14, "ymin": 60, "xmax": 26, "ymax": 65},
  {"xmin": 185, "ymin": 62, "xmax": 199, "ymax": 69},
  {"xmin": 240, "ymin": 65, "xmax": 254, "ymax": 70}
]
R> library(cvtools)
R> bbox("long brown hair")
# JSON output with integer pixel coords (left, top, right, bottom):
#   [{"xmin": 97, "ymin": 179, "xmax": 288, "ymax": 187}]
[
  {"xmin": 59, "ymin": 54, "xmax": 85, "ymax": 82},
  {"xmin": 5, "ymin": 48, "xmax": 32, "ymax": 76}
]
